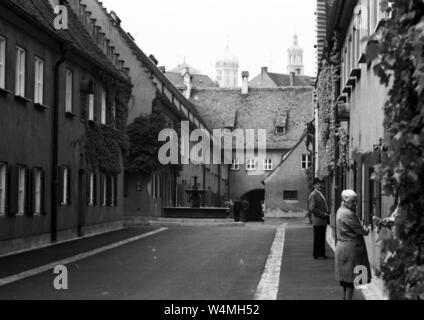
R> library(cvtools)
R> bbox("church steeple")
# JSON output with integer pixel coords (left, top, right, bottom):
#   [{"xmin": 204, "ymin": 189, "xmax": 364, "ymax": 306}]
[
  {"xmin": 215, "ymin": 43, "xmax": 239, "ymax": 88},
  {"xmin": 287, "ymin": 34, "xmax": 304, "ymax": 76}
]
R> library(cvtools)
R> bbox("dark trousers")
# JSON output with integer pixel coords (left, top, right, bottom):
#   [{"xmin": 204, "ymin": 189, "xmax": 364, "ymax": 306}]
[
  {"xmin": 234, "ymin": 210, "xmax": 240, "ymax": 222},
  {"xmin": 313, "ymin": 226, "xmax": 327, "ymax": 258}
]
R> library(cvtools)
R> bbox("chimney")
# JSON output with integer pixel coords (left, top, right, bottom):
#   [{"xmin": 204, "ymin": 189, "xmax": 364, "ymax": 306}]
[
  {"xmin": 110, "ymin": 11, "xmax": 122, "ymax": 26},
  {"xmin": 290, "ymin": 72, "xmax": 295, "ymax": 86},
  {"xmin": 149, "ymin": 54, "xmax": 159, "ymax": 65},
  {"xmin": 261, "ymin": 67, "xmax": 268, "ymax": 75},
  {"xmin": 158, "ymin": 66, "xmax": 166, "ymax": 73},
  {"xmin": 183, "ymin": 67, "xmax": 192, "ymax": 99},
  {"xmin": 242, "ymin": 71, "xmax": 249, "ymax": 95}
]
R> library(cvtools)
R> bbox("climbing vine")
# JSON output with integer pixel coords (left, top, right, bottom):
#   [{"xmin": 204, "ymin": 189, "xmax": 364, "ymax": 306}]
[
  {"xmin": 317, "ymin": 60, "xmax": 341, "ymax": 177},
  {"xmin": 367, "ymin": 0, "xmax": 424, "ymax": 300},
  {"xmin": 79, "ymin": 71, "xmax": 132, "ymax": 175},
  {"xmin": 125, "ymin": 106, "xmax": 182, "ymax": 175}
]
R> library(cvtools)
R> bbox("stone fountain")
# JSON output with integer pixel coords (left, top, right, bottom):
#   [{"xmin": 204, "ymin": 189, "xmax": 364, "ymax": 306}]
[{"xmin": 163, "ymin": 176, "xmax": 229, "ymax": 219}]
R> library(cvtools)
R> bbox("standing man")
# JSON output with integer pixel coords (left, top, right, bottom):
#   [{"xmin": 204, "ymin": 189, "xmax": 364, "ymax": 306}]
[
  {"xmin": 308, "ymin": 178, "xmax": 330, "ymax": 260},
  {"xmin": 233, "ymin": 198, "xmax": 242, "ymax": 222}
]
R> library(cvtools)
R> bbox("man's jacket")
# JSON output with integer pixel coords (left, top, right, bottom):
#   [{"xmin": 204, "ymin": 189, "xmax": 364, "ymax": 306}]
[{"xmin": 308, "ymin": 190, "xmax": 329, "ymax": 226}]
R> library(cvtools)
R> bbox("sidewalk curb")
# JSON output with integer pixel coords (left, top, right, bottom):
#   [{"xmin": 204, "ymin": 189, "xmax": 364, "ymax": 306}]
[
  {"xmin": 326, "ymin": 227, "xmax": 388, "ymax": 300},
  {"xmin": 125, "ymin": 217, "xmax": 246, "ymax": 228}
]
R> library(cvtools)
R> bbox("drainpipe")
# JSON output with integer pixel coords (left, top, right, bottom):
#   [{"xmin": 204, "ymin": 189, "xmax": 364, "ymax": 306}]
[{"xmin": 51, "ymin": 43, "xmax": 68, "ymax": 242}]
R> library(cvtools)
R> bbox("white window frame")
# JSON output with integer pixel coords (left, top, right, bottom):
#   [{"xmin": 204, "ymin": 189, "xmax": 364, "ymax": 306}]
[
  {"xmin": 0, "ymin": 163, "xmax": 6, "ymax": 215},
  {"xmin": 33, "ymin": 168, "xmax": 42, "ymax": 215},
  {"xmin": 264, "ymin": 159, "xmax": 273, "ymax": 171},
  {"xmin": 301, "ymin": 155, "xmax": 312, "ymax": 170},
  {"xmin": 34, "ymin": 57, "xmax": 44, "ymax": 104},
  {"xmin": 231, "ymin": 158, "xmax": 240, "ymax": 171},
  {"xmin": 65, "ymin": 69, "xmax": 73, "ymax": 113},
  {"xmin": 276, "ymin": 126, "xmax": 286, "ymax": 135},
  {"xmin": 18, "ymin": 166, "xmax": 26, "ymax": 215},
  {"xmin": 88, "ymin": 93, "xmax": 95, "ymax": 121},
  {"xmin": 61, "ymin": 167, "xmax": 69, "ymax": 206},
  {"xmin": 246, "ymin": 159, "xmax": 257, "ymax": 171},
  {"xmin": 101, "ymin": 87, "xmax": 106, "ymax": 124},
  {"xmin": 0, "ymin": 36, "xmax": 6, "ymax": 89},
  {"xmin": 102, "ymin": 174, "xmax": 107, "ymax": 207},
  {"xmin": 88, "ymin": 172, "xmax": 95, "ymax": 206},
  {"xmin": 15, "ymin": 46, "xmax": 26, "ymax": 97},
  {"xmin": 110, "ymin": 175, "xmax": 115, "ymax": 206}
]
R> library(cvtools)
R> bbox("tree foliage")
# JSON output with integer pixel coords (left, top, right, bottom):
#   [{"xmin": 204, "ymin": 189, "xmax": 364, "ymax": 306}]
[{"xmin": 369, "ymin": 0, "xmax": 424, "ymax": 300}]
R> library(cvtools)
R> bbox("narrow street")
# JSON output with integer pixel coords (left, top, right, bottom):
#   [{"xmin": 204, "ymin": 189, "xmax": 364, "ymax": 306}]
[{"xmin": 0, "ymin": 222, "xmax": 362, "ymax": 300}]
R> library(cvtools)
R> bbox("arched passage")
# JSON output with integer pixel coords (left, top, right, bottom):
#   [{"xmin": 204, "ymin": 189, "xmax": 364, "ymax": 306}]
[{"xmin": 242, "ymin": 189, "xmax": 265, "ymax": 222}]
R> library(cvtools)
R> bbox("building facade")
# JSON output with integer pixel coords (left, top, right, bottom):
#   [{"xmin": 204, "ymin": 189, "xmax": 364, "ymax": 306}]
[
  {"xmin": 316, "ymin": 0, "xmax": 393, "ymax": 298},
  {"xmin": 72, "ymin": 0, "xmax": 229, "ymax": 219},
  {"xmin": 0, "ymin": 0, "xmax": 131, "ymax": 256}
]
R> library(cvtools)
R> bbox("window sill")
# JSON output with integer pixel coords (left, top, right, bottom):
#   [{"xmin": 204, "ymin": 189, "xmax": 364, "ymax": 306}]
[
  {"xmin": 0, "ymin": 87, "xmax": 13, "ymax": 96},
  {"xmin": 34, "ymin": 103, "xmax": 50, "ymax": 111},
  {"xmin": 14, "ymin": 95, "xmax": 31, "ymax": 104},
  {"xmin": 65, "ymin": 111, "xmax": 77, "ymax": 119}
]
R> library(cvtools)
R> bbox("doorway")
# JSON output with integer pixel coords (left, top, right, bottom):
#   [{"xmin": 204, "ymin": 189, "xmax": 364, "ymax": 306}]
[{"xmin": 242, "ymin": 189, "xmax": 265, "ymax": 222}]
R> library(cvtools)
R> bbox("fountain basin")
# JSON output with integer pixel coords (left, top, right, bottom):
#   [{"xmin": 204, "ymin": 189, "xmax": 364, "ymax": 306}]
[{"xmin": 163, "ymin": 207, "xmax": 229, "ymax": 219}]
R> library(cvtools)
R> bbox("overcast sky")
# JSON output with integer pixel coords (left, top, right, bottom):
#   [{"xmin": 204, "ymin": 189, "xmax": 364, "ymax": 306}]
[{"xmin": 100, "ymin": 0, "xmax": 317, "ymax": 80}]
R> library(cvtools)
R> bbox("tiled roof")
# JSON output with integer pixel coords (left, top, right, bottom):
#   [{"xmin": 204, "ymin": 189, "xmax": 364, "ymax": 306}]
[
  {"xmin": 111, "ymin": 22, "xmax": 210, "ymax": 130},
  {"xmin": 190, "ymin": 87, "xmax": 314, "ymax": 149},
  {"xmin": 166, "ymin": 72, "xmax": 218, "ymax": 89},
  {"xmin": 267, "ymin": 73, "xmax": 314, "ymax": 87},
  {"xmin": 169, "ymin": 62, "xmax": 202, "ymax": 75},
  {"xmin": 2, "ymin": 0, "xmax": 128, "ymax": 82}
]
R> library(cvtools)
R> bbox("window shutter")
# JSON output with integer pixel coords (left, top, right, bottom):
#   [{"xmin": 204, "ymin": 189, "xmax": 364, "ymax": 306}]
[
  {"xmin": 25, "ymin": 167, "xmax": 32, "ymax": 215},
  {"xmin": 86, "ymin": 172, "xmax": 91, "ymax": 206},
  {"xmin": 40, "ymin": 169, "xmax": 46, "ymax": 215},
  {"xmin": 114, "ymin": 175, "xmax": 118, "ymax": 207},
  {"xmin": 106, "ymin": 175, "xmax": 112, "ymax": 206},
  {"xmin": 4, "ymin": 164, "xmax": 10, "ymax": 215},
  {"xmin": 8, "ymin": 165, "xmax": 19, "ymax": 215},
  {"xmin": 100, "ymin": 174, "xmax": 105, "ymax": 206},
  {"xmin": 31, "ymin": 168, "xmax": 37, "ymax": 214},
  {"xmin": 58, "ymin": 166, "xmax": 64, "ymax": 205},
  {"xmin": 93, "ymin": 173, "xmax": 97, "ymax": 206},
  {"xmin": 66, "ymin": 168, "xmax": 71, "ymax": 205}
]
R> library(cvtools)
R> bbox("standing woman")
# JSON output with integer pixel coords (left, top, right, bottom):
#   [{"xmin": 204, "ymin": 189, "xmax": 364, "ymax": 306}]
[{"xmin": 335, "ymin": 190, "xmax": 372, "ymax": 300}]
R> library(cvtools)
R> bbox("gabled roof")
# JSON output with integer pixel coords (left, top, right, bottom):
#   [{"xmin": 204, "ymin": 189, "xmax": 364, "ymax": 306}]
[
  {"xmin": 267, "ymin": 73, "xmax": 314, "ymax": 87},
  {"xmin": 1, "ymin": 0, "xmax": 128, "ymax": 82},
  {"xmin": 166, "ymin": 72, "xmax": 218, "ymax": 89},
  {"xmin": 190, "ymin": 87, "xmax": 314, "ymax": 149},
  {"xmin": 111, "ymin": 21, "xmax": 210, "ymax": 130},
  {"xmin": 264, "ymin": 128, "xmax": 309, "ymax": 184}
]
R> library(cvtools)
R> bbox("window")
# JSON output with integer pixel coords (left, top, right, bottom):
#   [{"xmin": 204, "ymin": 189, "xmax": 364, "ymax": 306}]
[
  {"xmin": 88, "ymin": 93, "xmax": 95, "ymax": 121},
  {"xmin": 246, "ymin": 159, "xmax": 257, "ymax": 171},
  {"xmin": 276, "ymin": 126, "xmax": 286, "ymax": 135},
  {"xmin": 33, "ymin": 168, "xmax": 42, "ymax": 215},
  {"xmin": 0, "ymin": 163, "xmax": 6, "ymax": 215},
  {"xmin": 101, "ymin": 174, "xmax": 107, "ymax": 206},
  {"xmin": 231, "ymin": 158, "xmax": 240, "ymax": 171},
  {"xmin": 110, "ymin": 175, "xmax": 116, "ymax": 206},
  {"xmin": 264, "ymin": 159, "xmax": 273, "ymax": 171},
  {"xmin": 100, "ymin": 87, "xmax": 106, "ymax": 124},
  {"xmin": 15, "ymin": 46, "xmax": 26, "ymax": 97},
  {"xmin": 59, "ymin": 167, "xmax": 71, "ymax": 206},
  {"xmin": 34, "ymin": 57, "xmax": 44, "ymax": 104},
  {"xmin": 65, "ymin": 70, "xmax": 73, "ymax": 113},
  {"xmin": 0, "ymin": 36, "xmax": 5, "ymax": 89},
  {"xmin": 87, "ymin": 171, "xmax": 96, "ymax": 206},
  {"xmin": 283, "ymin": 190, "xmax": 298, "ymax": 201},
  {"xmin": 301, "ymin": 155, "xmax": 312, "ymax": 170},
  {"xmin": 18, "ymin": 166, "xmax": 26, "ymax": 215}
]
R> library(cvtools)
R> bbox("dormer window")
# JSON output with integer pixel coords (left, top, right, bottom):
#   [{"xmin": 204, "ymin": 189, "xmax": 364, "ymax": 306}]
[
  {"xmin": 275, "ymin": 112, "xmax": 288, "ymax": 135},
  {"xmin": 276, "ymin": 126, "xmax": 286, "ymax": 135}
]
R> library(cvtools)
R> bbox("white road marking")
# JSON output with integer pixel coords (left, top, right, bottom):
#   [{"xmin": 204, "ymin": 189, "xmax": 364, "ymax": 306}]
[
  {"xmin": 254, "ymin": 223, "xmax": 287, "ymax": 300},
  {"xmin": 0, "ymin": 228, "xmax": 168, "ymax": 287}
]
